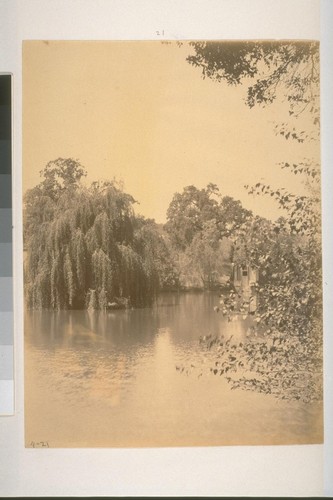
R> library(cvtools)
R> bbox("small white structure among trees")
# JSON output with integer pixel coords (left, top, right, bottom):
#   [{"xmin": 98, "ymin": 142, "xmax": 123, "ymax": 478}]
[{"xmin": 232, "ymin": 263, "xmax": 259, "ymax": 312}]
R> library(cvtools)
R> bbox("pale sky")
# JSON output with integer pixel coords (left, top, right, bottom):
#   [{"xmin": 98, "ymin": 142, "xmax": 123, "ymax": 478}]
[{"xmin": 23, "ymin": 41, "xmax": 319, "ymax": 223}]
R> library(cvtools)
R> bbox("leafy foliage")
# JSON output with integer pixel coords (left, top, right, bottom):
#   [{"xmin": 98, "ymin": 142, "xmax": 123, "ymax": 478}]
[
  {"xmin": 187, "ymin": 41, "xmax": 319, "ymax": 136},
  {"xmin": 164, "ymin": 184, "xmax": 221, "ymax": 251},
  {"xmin": 181, "ymin": 41, "xmax": 322, "ymax": 403},
  {"xmin": 198, "ymin": 323, "xmax": 322, "ymax": 403},
  {"xmin": 178, "ymin": 221, "xmax": 231, "ymax": 289},
  {"xmin": 203, "ymin": 160, "xmax": 322, "ymax": 403},
  {"xmin": 24, "ymin": 159, "xmax": 177, "ymax": 310},
  {"xmin": 164, "ymin": 184, "xmax": 251, "ymax": 289}
]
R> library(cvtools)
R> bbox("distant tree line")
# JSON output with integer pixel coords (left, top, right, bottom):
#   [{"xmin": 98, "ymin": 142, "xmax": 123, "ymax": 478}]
[
  {"xmin": 164, "ymin": 183, "xmax": 252, "ymax": 289},
  {"xmin": 24, "ymin": 157, "xmax": 256, "ymax": 310}
]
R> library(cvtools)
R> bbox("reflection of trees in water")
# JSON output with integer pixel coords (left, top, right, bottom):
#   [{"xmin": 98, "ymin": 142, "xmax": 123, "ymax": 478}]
[
  {"xmin": 26, "ymin": 308, "xmax": 162, "ymax": 350},
  {"xmin": 90, "ymin": 308, "xmax": 162, "ymax": 349},
  {"xmin": 26, "ymin": 310, "xmax": 68, "ymax": 346},
  {"xmin": 161, "ymin": 292, "xmax": 213, "ymax": 339},
  {"xmin": 155, "ymin": 292, "xmax": 249, "ymax": 344},
  {"xmin": 26, "ymin": 297, "xmax": 272, "ymax": 346},
  {"xmin": 26, "ymin": 292, "xmax": 322, "ymax": 405},
  {"xmin": 26, "ymin": 309, "xmax": 154, "ymax": 408}
]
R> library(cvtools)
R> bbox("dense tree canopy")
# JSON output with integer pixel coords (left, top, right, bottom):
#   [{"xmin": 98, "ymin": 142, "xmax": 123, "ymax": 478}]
[
  {"xmin": 24, "ymin": 159, "xmax": 178, "ymax": 310},
  {"xmin": 165, "ymin": 184, "xmax": 252, "ymax": 249},
  {"xmin": 164, "ymin": 184, "xmax": 251, "ymax": 288},
  {"xmin": 164, "ymin": 183, "xmax": 221, "ymax": 250}
]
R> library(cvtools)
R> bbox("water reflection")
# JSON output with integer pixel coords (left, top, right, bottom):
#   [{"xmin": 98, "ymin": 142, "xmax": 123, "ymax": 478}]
[
  {"xmin": 26, "ymin": 292, "xmax": 252, "ymax": 351},
  {"xmin": 24, "ymin": 291, "xmax": 323, "ymax": 447}
]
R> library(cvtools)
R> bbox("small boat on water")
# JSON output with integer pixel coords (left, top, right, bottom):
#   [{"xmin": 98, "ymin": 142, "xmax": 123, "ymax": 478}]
[{"xmin": 108, "ymin": 301, "xmax": 125, "ymax": 310}]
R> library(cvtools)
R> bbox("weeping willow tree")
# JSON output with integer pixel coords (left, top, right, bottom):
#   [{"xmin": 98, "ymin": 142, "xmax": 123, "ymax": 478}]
[{"xmin": 24, "ymin": 158, "xmax": 176, "ymax": 310}]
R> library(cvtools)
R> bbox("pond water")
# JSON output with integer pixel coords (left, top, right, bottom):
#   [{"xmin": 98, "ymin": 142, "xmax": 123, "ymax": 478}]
[{"xmin": 25, "ymin": 291, "xmax": 323, "ymax": 447}]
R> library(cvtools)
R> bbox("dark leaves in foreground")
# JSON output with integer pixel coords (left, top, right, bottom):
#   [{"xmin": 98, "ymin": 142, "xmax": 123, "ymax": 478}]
[{"xmin": 177, "ymin": 326, "xmax": 322, "ymax": 404}]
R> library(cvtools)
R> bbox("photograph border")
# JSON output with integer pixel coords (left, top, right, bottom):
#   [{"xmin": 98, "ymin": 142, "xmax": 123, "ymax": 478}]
[{"xmin": 0, "ymin": 0, "xmax": 332, "ymax": 496}]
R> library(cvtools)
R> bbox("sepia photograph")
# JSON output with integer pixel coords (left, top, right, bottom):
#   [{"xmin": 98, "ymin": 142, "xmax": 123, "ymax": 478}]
[{"xmin": 23, "ymin": 40, "xmax": 322, "ymax": 448}]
